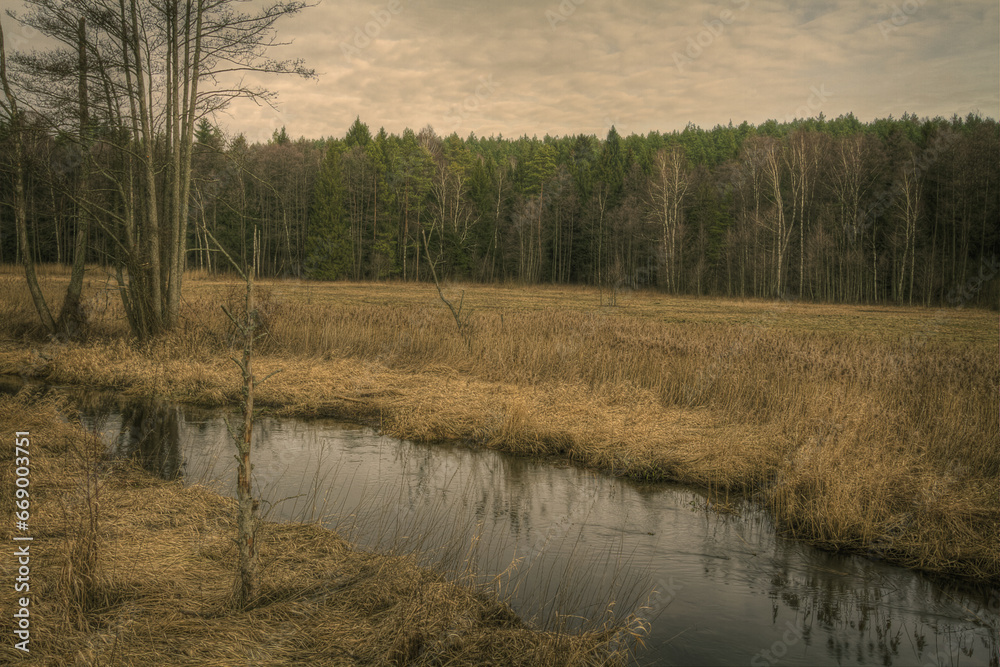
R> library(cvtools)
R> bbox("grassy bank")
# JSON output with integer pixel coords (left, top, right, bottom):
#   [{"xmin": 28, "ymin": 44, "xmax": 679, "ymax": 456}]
[
  {"xmin": 0, "ymin": 265, "xmax": 997, "ymax": 581},
  {"xmin": 0, "ymin": 391, "xmax": 633, "ymax": 665}
]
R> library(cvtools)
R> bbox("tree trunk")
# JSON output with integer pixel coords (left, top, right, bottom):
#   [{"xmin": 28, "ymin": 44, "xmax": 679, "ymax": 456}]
[
  {"xmin": 235, "ymin": 243, "xmax": 257, "ymax": 608},
  {"xmin": 1, "ymin": 20, "xmax": 57, "ymax": 334},
  {"xmin": 129, "ymin": 0, "xmax": 164, "ymax": 336},
  {"xmin": 57, "ymin": 17, "xmax": 92, "ymax": 339}
]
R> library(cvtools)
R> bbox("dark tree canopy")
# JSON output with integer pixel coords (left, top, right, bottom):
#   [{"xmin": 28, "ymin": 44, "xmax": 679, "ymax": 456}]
[{"xmin": 2, "ymin": 89, "xmax": 997, "ymax": 309}]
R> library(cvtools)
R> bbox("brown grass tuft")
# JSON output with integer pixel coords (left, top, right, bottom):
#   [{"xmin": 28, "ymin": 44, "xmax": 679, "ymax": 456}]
[
  {"xmin": 0, "ymin": 265, "xmax": 996, "ymax": 581},
  {"xmin": 0, "ymin": 392, "xmax": 630, "ymax": 665}
]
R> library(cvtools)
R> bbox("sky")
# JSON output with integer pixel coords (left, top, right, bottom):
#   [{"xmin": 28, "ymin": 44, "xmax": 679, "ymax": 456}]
[
  {"xmin": 220, "ymin": 0, "xmax": 999, "ymax": 142},
  {"xmin": 7, "ymin": 0, "xmax": 1000, "ymax": 142}
]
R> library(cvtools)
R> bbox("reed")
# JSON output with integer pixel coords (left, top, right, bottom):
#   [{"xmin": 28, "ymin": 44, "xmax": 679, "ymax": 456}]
[
  {"xmin": 0, "ymin": 391, "xmax": 634, "ymax": 665},
  {"xmin": 0, "ymin": 265, "xmax": 996, "ymax": 580}
]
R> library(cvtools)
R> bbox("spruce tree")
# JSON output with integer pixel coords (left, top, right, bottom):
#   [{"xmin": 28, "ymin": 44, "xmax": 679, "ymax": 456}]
[{"xmin": 305, "ymin": 141, "xmax": 351, "ymax": 279}]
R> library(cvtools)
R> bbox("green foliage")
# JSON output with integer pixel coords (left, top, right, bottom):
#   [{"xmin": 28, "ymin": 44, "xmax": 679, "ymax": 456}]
[
  {"xmin": 305, "ymin": 142, "xmax": 351, "ymax": 279},
  {"xmin": 5, "ymin": 106, "xmax": 996, "ymax": 307},
  {"xmin": 270, "ymin": 126, "xmax": 290, "ymax": 145},
  {"xmin": 196, "ymin": 118, "xmax": 221, "ymax": 147},
  {"xmin": 344, "ymin": 117, "xmax": 372, "ymax": 148}
]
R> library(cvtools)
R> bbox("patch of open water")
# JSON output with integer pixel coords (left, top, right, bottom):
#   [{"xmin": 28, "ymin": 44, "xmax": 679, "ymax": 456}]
[{"xmin": 6, "ymin": 380, "xmax": 997, "ymax": 666}]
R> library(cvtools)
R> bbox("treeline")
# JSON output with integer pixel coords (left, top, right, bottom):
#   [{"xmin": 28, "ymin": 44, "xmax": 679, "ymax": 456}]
[
  {"xmin": 0, "ymin": 0, "xmax": 313, "ymax": 338},
  {"xmin": 2, "ymin": 112, "xmax": 998, "ymax": 307}
]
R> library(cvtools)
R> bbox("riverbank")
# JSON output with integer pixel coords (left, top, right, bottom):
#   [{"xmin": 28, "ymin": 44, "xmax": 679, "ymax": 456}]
[
  {"xmin": 1, "ymin": 266, "xmax": 997, "ymax": 582},
  {"xmin": 0, "ymin": 391, "xmax": 632, "ymax": 665}
]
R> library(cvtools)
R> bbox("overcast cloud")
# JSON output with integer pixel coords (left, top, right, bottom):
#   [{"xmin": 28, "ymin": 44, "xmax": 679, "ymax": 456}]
[{"xmin": 15, "ymin": 0, "xmax": 998, "ymax": 141}]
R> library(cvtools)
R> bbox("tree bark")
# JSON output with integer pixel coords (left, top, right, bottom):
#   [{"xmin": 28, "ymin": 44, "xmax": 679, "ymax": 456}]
[
  {"xmin": 1, "ymin": 19, "xmax": 57, "ymax": 334},
  {"xmin": 235, "ymin": 241, "xmax": 257, "ymax": 608},
  {"xmin": 57, "ymin": 17, "xmax": 92, "ymax": 339}
]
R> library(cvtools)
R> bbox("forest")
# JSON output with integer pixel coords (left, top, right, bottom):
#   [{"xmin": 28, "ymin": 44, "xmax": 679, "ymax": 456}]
[
  {"xmin": 4, "ymin": 112, "xmax": 998, "ymax": 309},
  {"xmin": 1, "ymin": 0, "xmax": 997, "ymax": 334}
]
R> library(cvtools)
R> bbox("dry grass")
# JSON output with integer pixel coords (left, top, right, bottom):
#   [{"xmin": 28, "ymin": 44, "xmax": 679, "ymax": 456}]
[
  {"xmin": 0, "ymin": 392, "xmax": 633, "ymax": 665},
  {"xmin": 0, "ymin": 265, "xmax": 997, "ymax": 581}
]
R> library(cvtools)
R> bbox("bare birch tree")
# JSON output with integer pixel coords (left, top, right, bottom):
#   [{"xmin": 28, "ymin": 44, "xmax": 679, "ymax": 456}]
[
  {"xmin": 647, "ymin": 146, "xmax": 688, "ymax": 293},
  {"xmin": 894, "ymin": 148, "xmax": 923, "ymax": 304}
]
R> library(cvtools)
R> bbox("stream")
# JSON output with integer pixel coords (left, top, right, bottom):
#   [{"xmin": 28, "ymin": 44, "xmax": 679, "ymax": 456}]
[{"xmin": 7, "ymin": 383, "xmax": 999, "ymax": 666}]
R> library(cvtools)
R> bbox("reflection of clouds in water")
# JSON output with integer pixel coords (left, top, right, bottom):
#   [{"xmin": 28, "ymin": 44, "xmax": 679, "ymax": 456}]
[{"xmin": 60, "ymin": 390, "xmax": 999, "ymax": 667}]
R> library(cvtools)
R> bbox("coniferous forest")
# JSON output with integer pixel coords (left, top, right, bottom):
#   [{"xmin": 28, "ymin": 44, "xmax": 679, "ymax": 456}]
[{"xmin": 3, "ymin": 112, "xmax": 998, "ymax": 307}]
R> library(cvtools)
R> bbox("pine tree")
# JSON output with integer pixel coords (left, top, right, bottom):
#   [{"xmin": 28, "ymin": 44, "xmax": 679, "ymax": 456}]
[
  {"xmin": 368, "ymin": 127, "xmax": 397, "ymax": 279},
  {"xmin": 305, "ymin": 141, "xmax": 351, "ymax": 279}
]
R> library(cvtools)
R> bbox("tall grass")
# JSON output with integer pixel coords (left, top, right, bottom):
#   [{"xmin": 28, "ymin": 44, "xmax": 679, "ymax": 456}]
[
  {"xmin": 143, "ymin": 405, "xmax": 653, "ymax": 649},
  {"xmin": 0, "ymin": 265, "xmax": 996, "ymax": 579},
  {"xmin": 0, "ymin": 391, "xmax": 637, "ymax": 665}
]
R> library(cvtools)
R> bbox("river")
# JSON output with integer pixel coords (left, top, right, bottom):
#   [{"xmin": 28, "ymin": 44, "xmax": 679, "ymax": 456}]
[{"xmin": 10, "ymin": 383, "xmax": 1000, "ymax": 666}]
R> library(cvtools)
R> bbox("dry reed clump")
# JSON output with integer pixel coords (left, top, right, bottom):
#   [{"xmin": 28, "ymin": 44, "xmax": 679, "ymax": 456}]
[
  {"xmin": 0, "ymin": 267, "xmax": 996, "ymax": 581},
  {"xmin": 0, "ymin": 392, "xmax": 630, "ymax": 666},
  {"xmin": 0, "ymin": 391, "xmax": 81, "ymax": 535}
]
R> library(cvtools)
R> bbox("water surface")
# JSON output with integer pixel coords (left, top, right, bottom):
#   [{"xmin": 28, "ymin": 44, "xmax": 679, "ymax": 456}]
[{"xmin": 12, "ymin": 383, "xmax": 999, "ymax": 667}]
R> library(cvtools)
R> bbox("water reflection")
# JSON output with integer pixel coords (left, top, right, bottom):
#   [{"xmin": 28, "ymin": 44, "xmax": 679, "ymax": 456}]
[
  {"xmin": 116, "ymin": 401, "xmax": 184, "ymax": 480},
  {"xmin": 60, "ymin": 390, "xmax": 184, "ymax": 481},
  {"xmin": 4, "ymin": 380, "xmax": 997, "ymax": 667}
]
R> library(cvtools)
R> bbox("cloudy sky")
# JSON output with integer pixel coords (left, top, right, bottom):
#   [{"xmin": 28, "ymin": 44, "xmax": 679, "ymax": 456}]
[
  {"xmin": 221, "ymin": 0, "xmax": 998, "ymax": 142},
  {"xmin": 16, "ymin": 0, "xmax": 995, "ymax": 142}
]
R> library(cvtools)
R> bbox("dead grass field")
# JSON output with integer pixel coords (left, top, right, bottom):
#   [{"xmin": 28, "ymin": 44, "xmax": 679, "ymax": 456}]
[
  {"xmin": 0, "ymin": 392, "xmax": 632, "ymax": 665},
  {"xmin": 0, "ymin": 264, "xmax": 997, "ymax": 581}
]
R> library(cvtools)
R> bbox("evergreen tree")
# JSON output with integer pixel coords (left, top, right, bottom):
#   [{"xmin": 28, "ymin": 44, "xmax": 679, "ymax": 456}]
[
  {"xmin": 305, "ymin": 141, "xmax": 351, "ymax": 279},
  {"xmin": 368, "ymin": 127, "xmax": 397, "ymax": 278}
]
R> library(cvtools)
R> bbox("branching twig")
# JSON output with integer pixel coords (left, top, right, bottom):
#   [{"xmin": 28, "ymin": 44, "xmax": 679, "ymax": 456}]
[
  {"xmin": 207, "ymin": 226, "xmax": 274, "ymax": 609},
  {"xmin": 421, "ymin": 228, "xmax": 473, "ymax": 350}
]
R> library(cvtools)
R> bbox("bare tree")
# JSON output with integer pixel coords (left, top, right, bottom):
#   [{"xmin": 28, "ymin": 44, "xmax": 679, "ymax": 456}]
[
  {"xmin": 646, "ymin": 146, "xmax": 689, "ymax": 293},
  {"xmin": 8, "ymin": 0, "xmax": 314, "ymax": 338},
  {"xmin": 0, "ymin": 18, "xmax": 57, "ymax": 333},
  {"xmin": 210, "ymin": 228, "xmax": 279, "ymax": 608},
  {"xmin": 828, "ymin": 134, "xmax": 883, "ymax": 302},
  {"xmin": 422, "ymin": 227, "xmax": 472, "ymax": 350},
  {"xmin": 786, "ymin": 130, "xmax": 821, "ymax": 298},
  {"xmin": 894, "ymin": 146, "xmax": 923, "ymax": 304},
  {"xmin": 55, "ymin": 17, "xmax": 92, "ymax": 337},
  {"xmin": 760, "ymin": 137, "xmax": 791, "ymax": 296},
  {"xmin": 1, "ymin": 16, "xmax": 96, "ymax": 338}
]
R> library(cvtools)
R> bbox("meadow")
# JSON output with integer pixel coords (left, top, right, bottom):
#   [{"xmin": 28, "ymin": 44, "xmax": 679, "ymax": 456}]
[
  {"xmin": 1, "ymin": 264, "xmax": 997, "ymax": 581},
  {"xmin": 0, "ymin": 392, "xmax": 629, "ymax": 665}
]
